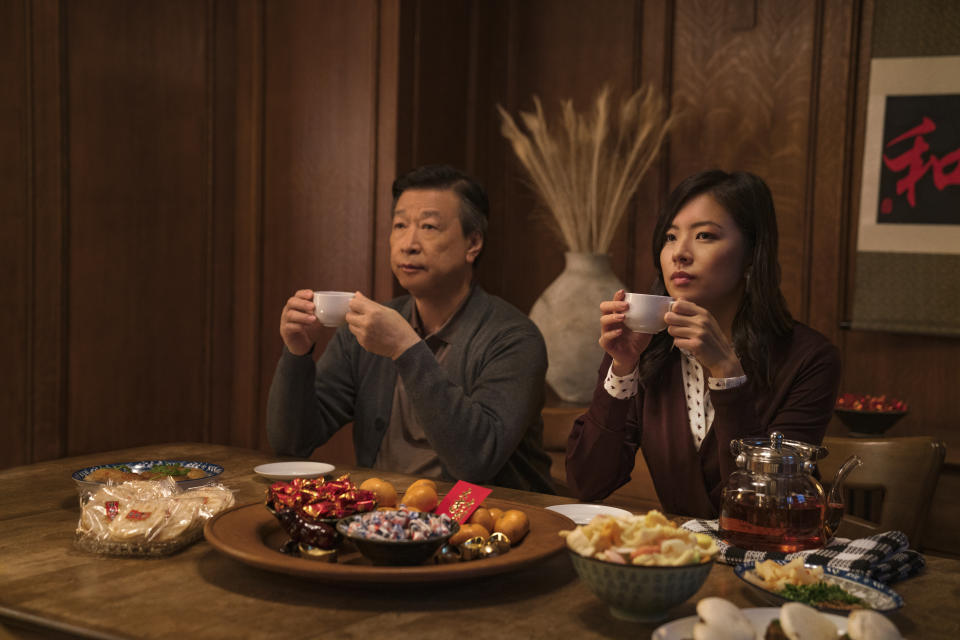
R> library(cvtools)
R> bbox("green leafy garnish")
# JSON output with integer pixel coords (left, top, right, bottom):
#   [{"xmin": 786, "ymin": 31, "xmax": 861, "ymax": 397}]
[{"xmin": 779, "ymin": 581, "xmax": 863, "ymax": 606}]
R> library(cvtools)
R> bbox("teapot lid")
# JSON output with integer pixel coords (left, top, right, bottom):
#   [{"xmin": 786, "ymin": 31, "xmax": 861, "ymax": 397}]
[{"xmin": 730, "ymin": 432, "xmax": 829, "ymax": 474}]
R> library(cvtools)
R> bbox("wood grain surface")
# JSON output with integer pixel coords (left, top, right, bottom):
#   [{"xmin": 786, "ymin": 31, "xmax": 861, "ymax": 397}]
[{"xmin": 1, "ymin": 443, "xmax": 958, "ymax": 639}]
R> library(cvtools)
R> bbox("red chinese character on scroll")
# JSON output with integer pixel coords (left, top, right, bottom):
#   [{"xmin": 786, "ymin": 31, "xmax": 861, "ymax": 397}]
[{"xmin": 882, "ymin": 116, "xmax": 960, "ymax": 208}]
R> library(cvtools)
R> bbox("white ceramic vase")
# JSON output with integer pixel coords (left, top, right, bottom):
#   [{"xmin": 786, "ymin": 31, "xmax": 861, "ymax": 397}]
[{"xmin": 529, "ymin": 252, "xmax": 625, "ymax": 404}]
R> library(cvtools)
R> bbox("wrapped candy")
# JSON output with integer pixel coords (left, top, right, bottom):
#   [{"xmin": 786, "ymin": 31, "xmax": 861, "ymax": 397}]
[
  {"xmin": 341, "ymin": 507, "xmax": 454, "ymax": 542},
  {"xmin": 488, "ymin": 531, "xmax": 511, "ymax": 554},
  {"xmin": 460, "ymin": 536, "xmax": 486, "ymax": 561},
  {"xmin": 266, "ymin": 474, "xmax": 376, "ymax": 550},
  {"xmin": 436, "ymin": 544, "xmax": 462, "ymax": 564}
]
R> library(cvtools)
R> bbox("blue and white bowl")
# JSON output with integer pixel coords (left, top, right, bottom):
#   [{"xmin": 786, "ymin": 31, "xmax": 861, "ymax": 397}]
[
  {"xmin": 72, "ymin": 459, "xmax": 224, "ymax": 491},
  {"xmin": 568, "ymin": 551, "xmax": 713, "ymax": 622}
]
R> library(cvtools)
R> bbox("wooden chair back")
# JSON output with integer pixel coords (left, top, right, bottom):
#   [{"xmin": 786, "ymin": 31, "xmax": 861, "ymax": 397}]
[
  {"xmin": 541, "ymin": 405, "xmax": 661, "ymax": 510},
  {"xmin": 541, "ymin": 406, "xmax": 587, "ymax": 496},
  {"xmin": 818, "ymin": 436, "xmax": 946, "ymax": 548}
]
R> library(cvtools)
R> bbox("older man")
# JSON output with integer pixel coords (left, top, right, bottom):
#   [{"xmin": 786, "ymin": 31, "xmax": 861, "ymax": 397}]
[{"xmin": 266, "ymin": 165, "xmax": 554, "ymax": 492}]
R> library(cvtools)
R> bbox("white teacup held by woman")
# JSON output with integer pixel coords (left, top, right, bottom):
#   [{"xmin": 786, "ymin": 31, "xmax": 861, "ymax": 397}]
[{"xmin": 623, "ymin": 293, "xmax": 675, "ymax": 334}]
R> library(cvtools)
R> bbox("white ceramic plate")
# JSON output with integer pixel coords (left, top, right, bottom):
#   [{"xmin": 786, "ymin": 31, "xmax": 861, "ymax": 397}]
[
  {"xmin": 544, "ymin": 503, "xmax": 632, "ymax": 525},
  {"xmin": 652, "ymin": 607, "xmax": 848, "ymax": 639},
  {"xmin": 254, "ymin": 462, "xmax": 335, "ymax": 480}
]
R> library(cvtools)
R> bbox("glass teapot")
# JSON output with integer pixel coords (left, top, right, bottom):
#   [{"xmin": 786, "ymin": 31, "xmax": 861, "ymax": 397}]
[{"xmin": 718, "ymin": 432, "xmax": 862, "ymax": 552}]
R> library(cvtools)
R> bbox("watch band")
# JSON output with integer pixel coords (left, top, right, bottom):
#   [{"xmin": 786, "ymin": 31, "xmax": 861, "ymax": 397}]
[{"xmin": 708, "ymin": 374, "xmax": 747, "ymax": 390}]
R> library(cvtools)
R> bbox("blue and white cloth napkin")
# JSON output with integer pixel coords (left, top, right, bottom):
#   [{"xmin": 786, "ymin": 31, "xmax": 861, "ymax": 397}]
[{"xmin": 681, "ymin": 519, "xmax": 925, "ymax": 584}]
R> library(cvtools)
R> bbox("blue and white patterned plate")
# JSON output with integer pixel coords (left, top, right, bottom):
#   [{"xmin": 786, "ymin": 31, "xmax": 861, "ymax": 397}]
[
  {"xmin": 734, "ymin": 562, "xmax": 903, "ymax": 613},
  {"xmin": 72, "ymin": 459, "xmax": 224, "ymax": 490}
]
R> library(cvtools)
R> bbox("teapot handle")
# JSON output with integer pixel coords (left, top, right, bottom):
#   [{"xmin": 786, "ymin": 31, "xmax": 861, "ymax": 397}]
[{"xmin": 828, "ymin": 454, "xmax": 863, "ymax": 500}]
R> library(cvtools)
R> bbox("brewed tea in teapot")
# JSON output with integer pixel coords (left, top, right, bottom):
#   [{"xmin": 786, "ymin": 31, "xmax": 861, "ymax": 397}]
[{"xmin": 718, "ymin": 432, "xmax": 861, "ymax": 552}]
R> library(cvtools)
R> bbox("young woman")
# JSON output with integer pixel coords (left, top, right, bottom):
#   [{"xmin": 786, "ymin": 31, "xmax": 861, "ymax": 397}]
[{"xmin": 565, "ymin": 170, "xmax": 841, "ymax": 518}]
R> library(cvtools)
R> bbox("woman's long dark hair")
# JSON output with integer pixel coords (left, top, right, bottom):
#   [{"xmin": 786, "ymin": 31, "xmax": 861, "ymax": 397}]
[{"xmin": 639, "ymin": 170, "xmax": 793, "ymax": 391}]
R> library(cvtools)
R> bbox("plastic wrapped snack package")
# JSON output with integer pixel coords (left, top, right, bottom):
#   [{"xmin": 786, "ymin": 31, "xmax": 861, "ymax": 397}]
[{"xmin": 76, "ymin": 477, "xmax": 235, "ymax": 556}]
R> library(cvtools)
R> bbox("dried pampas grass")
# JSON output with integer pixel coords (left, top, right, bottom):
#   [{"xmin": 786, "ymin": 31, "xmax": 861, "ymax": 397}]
[{"xmin": 498, "ymin": 85, "xmax": 672, "ymax": 253}]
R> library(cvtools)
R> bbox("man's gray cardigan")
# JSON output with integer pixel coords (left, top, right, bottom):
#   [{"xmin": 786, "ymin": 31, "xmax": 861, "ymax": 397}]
[{"xmin": 266, "ymin": 286, "xmax": 555, "ymax": 493}]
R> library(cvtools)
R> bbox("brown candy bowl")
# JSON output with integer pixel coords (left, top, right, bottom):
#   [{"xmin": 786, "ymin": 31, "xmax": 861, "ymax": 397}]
[
  {"xmin": 567, "ymin": 551, "xmax": 713, "ymax": 622},
  {"xmin": 336, "ymin": 511, "xmax": 459, "ymax": 566},
  {"xmin": 265, "ymin": 502, "xmax": 341, "ymax": 550}
]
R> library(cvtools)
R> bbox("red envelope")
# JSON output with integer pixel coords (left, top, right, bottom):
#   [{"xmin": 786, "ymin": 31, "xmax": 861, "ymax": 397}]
[{"xmin": 434, "ymin": 481, "xmax": 492, "ymax": 523}]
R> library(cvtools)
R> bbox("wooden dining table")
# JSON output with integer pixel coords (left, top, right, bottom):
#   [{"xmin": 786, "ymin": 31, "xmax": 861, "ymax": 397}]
[{"xmin": 2, "ymin": 442, "xmax": 957, "ymax": 639}]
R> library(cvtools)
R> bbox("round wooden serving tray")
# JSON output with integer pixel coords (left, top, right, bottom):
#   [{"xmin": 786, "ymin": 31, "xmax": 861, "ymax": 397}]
[{"xmin": 204, "ymin": 497, "xmax": 574, "ymax": 584}]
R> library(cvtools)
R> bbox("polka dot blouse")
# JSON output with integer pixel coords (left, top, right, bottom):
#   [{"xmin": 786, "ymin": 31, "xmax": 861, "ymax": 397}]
[{"xmin": 603, "ymin": 351, "xmax": 747, "ymax": 450}]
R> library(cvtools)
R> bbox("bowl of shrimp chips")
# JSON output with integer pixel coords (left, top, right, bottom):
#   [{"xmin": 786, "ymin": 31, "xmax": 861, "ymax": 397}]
[{"xmin": 560, "ymin": 510, "xmax": 717, "ymax": 622}]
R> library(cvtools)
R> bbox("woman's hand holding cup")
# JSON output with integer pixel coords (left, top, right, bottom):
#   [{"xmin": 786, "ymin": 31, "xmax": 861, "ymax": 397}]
[
  {"xmin": 599, "ymin": 290, "xmax": 655, "ymax": 376},
  {"xmin": 664, "ymin": 299, "xmax": 744, "ymax": 379}
]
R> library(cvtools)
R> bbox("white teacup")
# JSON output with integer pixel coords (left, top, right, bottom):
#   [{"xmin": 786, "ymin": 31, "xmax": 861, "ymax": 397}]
[
  {"xmin": 623, "ymin": 293, "xmax": 674, "ymax": 334},
  {"xmin": 313, "ymin": 291, "xmax": 355, "ymax": 327}
]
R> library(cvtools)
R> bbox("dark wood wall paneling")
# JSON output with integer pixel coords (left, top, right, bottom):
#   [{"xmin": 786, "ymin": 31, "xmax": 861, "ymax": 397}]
[
  {"xmin": 807, "ymin": 0, "xmax": 860, "ymax": 346},
  {"xmin": 395, "ymin": 1, "xmax": 473, "ymax": 172},
  {"xmin": 1, "ymin": 0, "xmax": 30, "ymax": 469},
  {"xmin": 374, "ymin": 1, "xmax": 402, "ymax": 303},
  {"xmin": 29, "ymin": 0, "xmax": 68, "ymax": 464},
  {"xmin": 632, "ymin": 0, "xmax": 674, "ymax": 296},
  {"xmin": 209, "ymin": 0, "xmax": 263, "ymax": 450},
  {"xmin": 2, "ymin": 0, "xmax": 389, "ymax": 467},
  {"xmin": 66, "ymin": 1, "xmax": 211, "ymax": 453}
]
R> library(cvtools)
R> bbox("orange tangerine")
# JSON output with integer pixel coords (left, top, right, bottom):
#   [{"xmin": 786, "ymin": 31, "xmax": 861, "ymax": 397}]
[
  {"xmin": 407, "ymin": 478, "xmax": 438, "ymax": 493},
  {"xmin": 359, "ymin": 477, "xmax": 398, "ymax": 508},
  {"xmin": 401, "ymin": 483, "xmax": 438, "ymax": 512},
  {"xmin": 467, "ymin": 507, "xmax": 495, "ymax": 532},
  {"xmin": 448, "ymin": 523, "xmax": 490, "ymax": 546},
  {"xmin": 494, "ymin": 509, "xmax": 529, "ymax": 544}
]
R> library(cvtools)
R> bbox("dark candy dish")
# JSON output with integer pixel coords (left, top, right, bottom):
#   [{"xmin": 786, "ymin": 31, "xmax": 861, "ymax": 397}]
[{"xmin": 336, "ymin": 511, "xmax": 459, "ymax": 566}]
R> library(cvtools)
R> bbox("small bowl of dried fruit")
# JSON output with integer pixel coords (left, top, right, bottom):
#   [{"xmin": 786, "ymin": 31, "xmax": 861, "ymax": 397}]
[{"xmin": 834, "ymin": 393, "xmax": 908, "ymax": 437}]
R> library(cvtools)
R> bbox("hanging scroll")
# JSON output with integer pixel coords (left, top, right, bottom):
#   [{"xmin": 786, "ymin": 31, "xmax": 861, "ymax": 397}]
[{"xmin": 853, "ymin": 56, "xmax": 960, "ymax": 336}]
